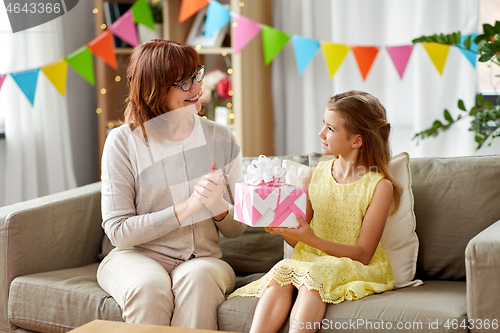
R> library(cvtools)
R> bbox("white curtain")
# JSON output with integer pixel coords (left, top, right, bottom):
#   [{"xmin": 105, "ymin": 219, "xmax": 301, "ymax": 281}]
[
  {"xmin": 0, "ymin": 5, "xmax": 77, "ymax": 206},
  {"xmin": 272, "ymin": 0, "xmax": 500, "ymax": 157}
]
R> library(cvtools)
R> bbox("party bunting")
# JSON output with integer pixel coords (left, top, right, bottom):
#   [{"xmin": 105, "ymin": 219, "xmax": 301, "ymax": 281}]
[
  {"xmin": 459, "ymin": 34, "xmax": 479, "ymax": 67},
  {"xmin": 111, "ymin": 10, "xmax": 140, "ymax": 47},
  {"xmin": 261, "ymin": 25, "xmax": 291, "ymax": 65},
  {"xmin": 66, "ymin": 46, "xmax": 95, "ymax": 86},
  {"xmin": 423, "ymin": 42, "xmax": 450, "ymax": 75},
  {"xmin": 352, "ymin": 46, "xmax": 379, "ymax": 80},
  {"xmin": 205, "ymin": 1, "xmax": 230, "ymax": 38},
  {"xmin": 179, "ymin": 0, "xmax": 208, "ymax": 23},
  {"xmin": 10, "ymin": 68, "xmax": 40, "ymax": 105},
  {"xmin": 291, "ymin": 36, "xmax": 320, "ymax": 75},
  {"xmin": 232, "ymin": 14, "xmax": 261, "ymax": 54},
  {"xmin": 41, "ymin": 59, "xmax": 68, "ymax": 96},
  {"xmin": 0, "ymin": 74, "xmax": 6, "ymax": 92},
  {"xmin": 131, "ymin": 0, "xmax": 156, "ymax": 30},
  {"xmin": 320, "ymin": 42, "xmax": 350, "ymax": 79},
  {"xmin": 87, "ymin": 30, "xmax": 118, "ymax": 70},
  {"xmin": 386, "ymin": 45, "xmax": 414, "ymax": 79}
]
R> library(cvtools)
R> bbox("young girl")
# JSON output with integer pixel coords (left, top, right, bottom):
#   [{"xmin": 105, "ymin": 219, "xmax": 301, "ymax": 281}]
[{"xmin": 229, "ymin": 90, "xmax": 402, "ymax": 333}]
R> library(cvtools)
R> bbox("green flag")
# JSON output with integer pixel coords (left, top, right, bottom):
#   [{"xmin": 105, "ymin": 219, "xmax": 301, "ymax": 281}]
[
  {"xmin": 132, "ymin": 0, "xmax": 156, "ymax": 31},
  {"xmin": 261, "ymin": 25, "xmax": 290, "ymax": 65},
  {"xmin": 65, "ymin": 46, "xmax": 95, "ymax": 86}
]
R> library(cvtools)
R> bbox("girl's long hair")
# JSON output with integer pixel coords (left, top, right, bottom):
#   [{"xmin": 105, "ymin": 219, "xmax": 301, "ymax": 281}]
[
  {"xmin": 124, "ymin": 39, "xmax": 201, "ymax": 141},
  {"xmin": 328, "ymin": 90, "xmax": 402, "ymax": 214}
]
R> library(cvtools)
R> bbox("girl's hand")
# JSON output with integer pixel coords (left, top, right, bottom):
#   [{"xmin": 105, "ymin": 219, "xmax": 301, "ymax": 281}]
[
  {"xmin": 194, "ymin": 170, "xmax": 228, "ymax": 217},
  {"xmin": 265, "ymin": 215, "xmax": 316, "ymax": 245}
]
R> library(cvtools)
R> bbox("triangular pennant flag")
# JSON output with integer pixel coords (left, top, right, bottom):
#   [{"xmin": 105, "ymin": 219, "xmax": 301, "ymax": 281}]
[
  {"xmin": 320, "ymin": 42, "xmax": 350, "ymax": 79},
  {"xmin": 232, "ymin": 14, "xmax": 261, "ymax": 54},
  {"xmin": 66, "ymin": 46, "xmax": 95, "ymax": 85},
  {"xmin": 111, "ymin": 9, "xmax": 140, "ymax": 47},
  {"xmin": 351, "ymin": 46, "xmax": 379, "ymax": 80},
  {"xmin": 423, "ymin": 42, "xmax": 450, "ymax": 75},
  {"xmin": 459, "ymin": 34, "xmax": 479, "ymax": 67},
  {"xmin": 41, "ymin": 59, "xmax": 68, "ymax": 96},
  {"xmin": 131, "ymin": 0, "xmax": 156, "ymax": 30},
  {"xmin": 386, "ymin": 45, "xmax": 414, "ymax": 79},
  {"xmin": 10, "ymin": 68, "xmax": 40, "ymax": 105},
  {"xmin": 291, "ymin": 35, "xmax": 320, "ymax": 74},
  {"xmin": 261, "ymin": 25, "xmax": 290, "ymax": 65},
  {"xmin": 87, "ymin": 30, "xmax": 118, "ymax": 70},
  {"xmin": 0, "ymin": 74, "xmax": 6, "ymax": 92},
  {"xmin": 205, "ymin": 1, "xmax": 230, "ymax": 38},
  {"xmin": 179, "ymin": 0, "xmax": 208, "ymax": 23}
]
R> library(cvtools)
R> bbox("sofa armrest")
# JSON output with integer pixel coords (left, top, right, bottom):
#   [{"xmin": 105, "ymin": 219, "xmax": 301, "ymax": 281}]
[
  {"xmin": 465, "ymin": 220, "xmax": 500, "ymax": 332},
  {"xmin": 0, "ymin": 182, "xmax": 103, "ymax": 333}
]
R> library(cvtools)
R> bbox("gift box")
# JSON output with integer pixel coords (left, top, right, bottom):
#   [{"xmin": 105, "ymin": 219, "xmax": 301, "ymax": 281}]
[
  {"xmin": 233, "ymin": 155, "xmax": 307, "ymax": 228},
  {"xmin": 234, "ymin": 183, "xmax": 307, "ymax": 228}
]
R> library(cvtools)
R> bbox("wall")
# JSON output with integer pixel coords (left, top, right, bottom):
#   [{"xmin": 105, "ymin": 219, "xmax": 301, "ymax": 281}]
[{"xmin": 62, "ymin": 1, "xmax": 99, "ymax": 186}]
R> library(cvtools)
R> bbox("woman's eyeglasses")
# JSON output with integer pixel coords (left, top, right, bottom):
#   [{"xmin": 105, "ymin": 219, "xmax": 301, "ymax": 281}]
[{"xmin": 172, "ymin": 66, "xmax": 205, "ymax": 92}]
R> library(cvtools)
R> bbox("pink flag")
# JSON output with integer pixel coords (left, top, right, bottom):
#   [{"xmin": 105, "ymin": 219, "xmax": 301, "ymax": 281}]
[
  {"xmin": 232, "ymin": 13, "xmax": 261, "ymax": 54},
  {"xmin": 111, "ymin": 10, "xmax": 139, "ymax": 47},
  {"xmin": 0, "ymin": 74, "xmax": 6, "ymax": 91},
  {"xmin": 386, "ymin": 45, "xmax": 413, "ymax": 79}
]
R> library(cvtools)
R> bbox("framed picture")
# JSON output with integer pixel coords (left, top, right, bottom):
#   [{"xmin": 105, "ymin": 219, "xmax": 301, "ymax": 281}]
[{"xmin": 186, "ymin": 7, "xmax": 229, "ymax": 48}]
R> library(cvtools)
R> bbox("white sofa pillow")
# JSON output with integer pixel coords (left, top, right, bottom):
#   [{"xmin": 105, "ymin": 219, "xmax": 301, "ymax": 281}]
[{"xmin": 282, "ymin": 152, "xmax": 422, "ymax": 289}]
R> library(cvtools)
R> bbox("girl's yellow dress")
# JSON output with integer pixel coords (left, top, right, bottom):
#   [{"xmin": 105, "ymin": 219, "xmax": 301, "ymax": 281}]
[{"xmin": 228, "ymin": 159, "xmax": 395, "ymax": 303}]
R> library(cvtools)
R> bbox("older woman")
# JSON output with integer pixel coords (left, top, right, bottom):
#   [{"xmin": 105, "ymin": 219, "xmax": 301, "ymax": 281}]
[{"xmin": 97, "ymin": 40, "xmax": 245, "ymax": 329}]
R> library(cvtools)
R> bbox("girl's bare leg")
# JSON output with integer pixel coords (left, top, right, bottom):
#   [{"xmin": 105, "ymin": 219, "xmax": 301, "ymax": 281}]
[
  {"xmin": 249, "ymin": 281, "xmax": 295, "ymax": 333},
  {"xmin": 289, "ymin": 286, "xmax": 326, "ymax": 333}
]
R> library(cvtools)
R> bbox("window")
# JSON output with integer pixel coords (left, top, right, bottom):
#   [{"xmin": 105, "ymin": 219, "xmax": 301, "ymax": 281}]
[{"xmin": 477, "ymin": 0, "xmax": 500, "ymax": 94}]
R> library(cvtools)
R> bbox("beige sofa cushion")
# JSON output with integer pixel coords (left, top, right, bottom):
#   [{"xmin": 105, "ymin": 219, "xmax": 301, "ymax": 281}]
[
  {"xmin": 219, "ymin": 280, "xmax": 466, "ymax": 333},
  {"xmin": 9, "ymin": 264, "xmax": 122, "ymax": 333},
  {"xmin": 410, "ymin": 155, "xmax": 500, "ymax": 280}
]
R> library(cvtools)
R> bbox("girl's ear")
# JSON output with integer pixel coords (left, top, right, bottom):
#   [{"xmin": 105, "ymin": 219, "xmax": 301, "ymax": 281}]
[{"xmin": 353, "ymin": 134, "xmax": 363, "ymax": 149}]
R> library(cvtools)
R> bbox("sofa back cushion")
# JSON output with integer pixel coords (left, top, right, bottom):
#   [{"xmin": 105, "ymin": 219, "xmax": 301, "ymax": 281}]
[{"xmin": 410, "ymin": 155, "xmax": 500, "ymax": 280}]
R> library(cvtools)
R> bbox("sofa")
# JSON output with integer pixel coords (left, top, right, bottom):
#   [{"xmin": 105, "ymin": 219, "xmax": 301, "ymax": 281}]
[{"xmin": 1, "ymin": 153, "xmax": 499, "ymax": 333}]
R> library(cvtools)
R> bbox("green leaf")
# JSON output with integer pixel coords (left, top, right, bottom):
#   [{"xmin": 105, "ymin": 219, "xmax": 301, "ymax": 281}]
[
  {"xmin": 457, "ymin": 99, "xmax": 466, "ymax": 111},
  {"xmin": 470, "ymin": 106, "xmax": 479, "ymax": 116},
  {"xmin": 483, "ymin": 23, "xmax": 496, "ymax": 37},
  {"xmin": 475, "ymin": 135, "xmax": 484, "ymax": 143},
  {"xmin": 444, "ymin": 109, "xmax": 453, "ymax": 122},
  {"xmin": 477, "ymin": 94, "xmax": 484, "ymax": 106},
  {"xmin": 485, "ymin": 101, "xmax": 495, "ymax": 108},
  {"xmin": 432, "ymin": 120, "xmax": 444, "ymax": 128},
  {"xmin": 464, "ymin": 36, "xmax": 472, "ymax": 50}
]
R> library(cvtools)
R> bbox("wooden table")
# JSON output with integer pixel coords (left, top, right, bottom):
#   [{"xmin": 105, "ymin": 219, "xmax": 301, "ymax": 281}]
[{"xmin": 69, "ymin": 320, "xmax": 239, "ymax": 333}]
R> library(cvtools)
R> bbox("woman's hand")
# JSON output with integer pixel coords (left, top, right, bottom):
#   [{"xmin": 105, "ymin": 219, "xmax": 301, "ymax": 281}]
[
  {"xmin": 194, "ymin": 169, "xmax": 228, "ymax": 219},
  {"xmin": 265, "ymin": 215, "xmax": 316, "ymax": 245}
]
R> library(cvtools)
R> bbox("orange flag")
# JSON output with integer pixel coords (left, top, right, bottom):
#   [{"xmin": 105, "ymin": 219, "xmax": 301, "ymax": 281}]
[
  {"xmin": 179, "ymin": 0, "xmax": 209, "ymax": 23},
  {"xmin": 351, "ymin": 46, "xmax": 379, "ymax": 81},
  {"xmin": 87, "ymin": 30, "xmax": 118, "ymax": 70}
]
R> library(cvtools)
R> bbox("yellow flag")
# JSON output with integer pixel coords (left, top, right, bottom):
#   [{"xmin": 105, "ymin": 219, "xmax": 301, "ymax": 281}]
[
  {"xmin": 321, "ymin": 42, "xmax": 350, "ymax": 79},
  {"xmin": 42, "ymin": 59, "xmax": 68, "ymax": 96},
  {"xmin": 423, "ymin": 42, "xmax": 450, "ymax": 75}
]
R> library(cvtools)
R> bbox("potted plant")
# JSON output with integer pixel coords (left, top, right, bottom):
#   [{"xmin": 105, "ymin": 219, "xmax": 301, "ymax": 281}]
[{"xmin": 412, "ymin": 21, "xmax": 500, "ymax": 149}]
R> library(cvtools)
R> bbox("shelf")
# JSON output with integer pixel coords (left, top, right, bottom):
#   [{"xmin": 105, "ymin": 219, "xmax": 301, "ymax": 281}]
[{"xmin": 195, "ymin": 47, "xmax": 233, "ymax": 55}]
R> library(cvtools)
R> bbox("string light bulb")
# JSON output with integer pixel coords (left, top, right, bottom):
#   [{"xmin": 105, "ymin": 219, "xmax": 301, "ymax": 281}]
[
  {"xmin": 101, "ymin": 88, "xmax": 107, "ymax": 95},
  {"xmin": 228, "ymin": 90, "xmax": 234, "ymax": 97},
  {"xmin": 239, "ymin": 2, "xmax": 244, "ymax": 7},
  {"xmin": 195, "ymin": 45, "xmax": 201, "ymax": 50},
  {"xmin": 221, "ymin": 51, "xmax": 227, "ymax": 56},
  {"xmin": 101, "ymin": 23, "xmax": 106, "ymax": 30},
  {"xmin": 96, "ymin": 108, "xmax": 102, "ymax": 114},
  {"xmin": 229, "ymin": 113, "xmax": 236, "ymax": 120},
  {"xmin": 226, "ymin": 102, "xmax": 232, "ymax": 108},
  {"xmin": 108, "ymin": 122, "xmax": 114, "ymax": 129},
  {"xmin": 115, "ymin": 76, "xmax": 121, "ymax": 82},
  {"xmin": 93, "ymin": 8, "xmax": 98, "ymax": 14},
  {"xmin": 232, "ymin": 23, "xmax": 238, "ymax": 28},
  {"xmin": 227, "ymin": 68, "xmax": 233, "ymax": 75}
]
